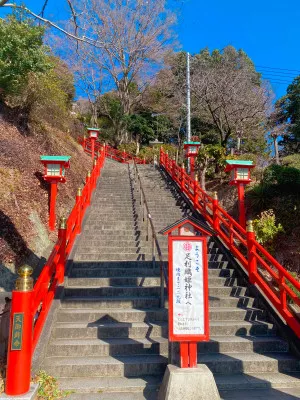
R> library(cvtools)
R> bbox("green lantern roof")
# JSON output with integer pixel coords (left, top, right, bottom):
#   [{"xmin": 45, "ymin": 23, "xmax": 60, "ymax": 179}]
[
  {"xmin": 40, "ymin": 156, "xmax": 71, "ymax": 162},
  {"xmin": 226, "ymin": 160, "xmax": 253, "ymax": 166},
  {"xmin": 87, "ymin": 127, "xmax": 101, "ymax": 131}
]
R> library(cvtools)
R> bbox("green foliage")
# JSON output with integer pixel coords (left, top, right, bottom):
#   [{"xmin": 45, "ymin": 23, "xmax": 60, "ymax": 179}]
[
  {"xmin": 124, "ymin": 114, "xmax": 155, "ymax": 144},
  {"xmin": 253, "ymin": 209, "xmax": 284, "ymax": 249},
  {"xmin": 34, "ymin": 371, "xmax": 72, "ymax": 399},
  {"xmin": 247, "ymin": 184, "xmax": 275, "ymax": 212},
  {"xmin": 196, "ymin": 144, "xmax": 226, "ymax": 173},
  {"xmin": 281, "ymin": 154, "xmax": 300, "ymax": 169},
  {"xmin": 0, "ymin": 16, "xmax": 51, "ymax": 97},
  {"xmin": 276, "ymin": 78, "xmax": 300, "ymax": 154},
  {"xmin": 263, "ymin": 164, "xmax": 300, "ymax": 191}
]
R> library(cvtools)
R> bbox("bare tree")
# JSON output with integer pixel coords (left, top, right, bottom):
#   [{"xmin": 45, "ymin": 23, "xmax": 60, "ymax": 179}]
[{"xmin": 191, "ymin": 47, "xmax": 273, "ymax": 148}]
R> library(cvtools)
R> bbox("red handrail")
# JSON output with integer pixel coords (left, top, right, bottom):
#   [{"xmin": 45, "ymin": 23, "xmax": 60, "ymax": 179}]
[
  {"xmin": 80, "ymin": 137, "xmax": 147, "ymax": 164},
  {"xmin": 5, "ymin": 147, "xmax": 106, "ymax": 396},
  {"xmin": 159, "ymin": 148, "xmax": 300, "ymax": 338}
]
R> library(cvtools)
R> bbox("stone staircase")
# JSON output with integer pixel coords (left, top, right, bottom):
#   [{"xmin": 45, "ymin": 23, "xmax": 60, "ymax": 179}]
[{"xmin": 41, "ymin": 160, "xmax": 300, "ymax": 399}]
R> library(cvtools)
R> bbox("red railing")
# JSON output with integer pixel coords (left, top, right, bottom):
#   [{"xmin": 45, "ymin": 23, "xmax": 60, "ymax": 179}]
[
  {"xmin": 5, "ymin": 146, "xmax": 105, "ymax": 396},
  {"xmin": 160, "ymin": 148, "xmax": 300, "ymax": 338},
  {"xmin": 80, "ymin": 137, "xmax": 147, "ymax": 164}
]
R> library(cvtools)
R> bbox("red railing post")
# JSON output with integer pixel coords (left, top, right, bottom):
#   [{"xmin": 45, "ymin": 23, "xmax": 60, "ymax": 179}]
[
  {"xmin": 143, "ymin": 157, "xmax": 146, "ymax": 165},
  {"xmin": 76, "ymin": 187, "xmax": 83, "ymax": 234},
  {"xmin": 247, "ymin": 220, "xmax": 257, "ymax": 284},
  {"xmin": 181, "ymin": 163, "xmax": 185, "ymax": 192},
  {"xmin": 86, "ymin": 170, "xmax": 91, "ymax": 205},
  {"xmin": 279, "ymin": 271, "xmax": 287, "ymax": 312},
  {"xmin": 5, "ymin": 265, "xmax": 34, "ymax": 396},
  {"xmin": 160, "ymin": 146, "xmax": 163, "ymax": 165},
  {"xmin": 172, "ymin": 156, "xmax": 176, "ymax": 180},
  {"xmin": 93, "ymin": 159, "xmax": 97, "ymax": 189},
  {"xmin": 82, "ymin": 134, "xmax": 86, "ymax": 150},
  {"xmin": 212, "ymin": 191, "xmax": 220, "ymax": 232},
  {"xmin": 123, "ymin": 149, "xmax": 126, "ymax": 163},
  {"xmin": 49, "ymin": 181, "xmax": 58, "ymax": 231},
  {"xmin": 193, "ymin": 174, "xmax": 199, "ymax": 209},
  {"xmin": 57, "ymin": 217, "xmax": 67, "ymax": 284}
]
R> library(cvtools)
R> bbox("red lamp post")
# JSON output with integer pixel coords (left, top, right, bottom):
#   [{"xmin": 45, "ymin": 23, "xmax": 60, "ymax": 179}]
[
  {"xmin": 183, "ymin": 141, "xmax": 201, "ymax": 178},
  {"xmin": 40, "ymin": 156, "xmax": 71, "ymax": 231},
  {"xmin": 225, "ymin": 160, "xmax": 255, "ymax": 228},
  {"xmin": 87, "ymin": 127, "xmax": 100, "ymax": 161}
]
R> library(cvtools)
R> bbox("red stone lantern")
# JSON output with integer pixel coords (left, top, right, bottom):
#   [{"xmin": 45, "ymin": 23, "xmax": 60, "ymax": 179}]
[
  {"xmin": 184, "ymin": 141, "xmax": 201, "ymax": 178},
  {"xmin": 225, "ymin": 160, "xmax": 255, "ymax": 228},
  {"xmin": 40, "ymin": 156, "xmax": 71, "ymax": 231},
  {"xmin": 87, "ymin": 127, "xmax": 100, "ymax": 161}
]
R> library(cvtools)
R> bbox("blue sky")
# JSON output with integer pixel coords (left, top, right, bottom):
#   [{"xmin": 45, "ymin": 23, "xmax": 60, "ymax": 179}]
[{"xmin": 1, "ymin": 0, "xmax": 300, "ymax": 99}]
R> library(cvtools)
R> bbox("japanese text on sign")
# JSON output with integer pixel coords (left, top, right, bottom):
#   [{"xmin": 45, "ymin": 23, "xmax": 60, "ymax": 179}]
[
  {"xmin": 11, "ymin": 313, "xmax": 24, "ymax": 351},
  {"xmin": 173, "ymin": 241, "xmax": 204, "ymax": 335}
]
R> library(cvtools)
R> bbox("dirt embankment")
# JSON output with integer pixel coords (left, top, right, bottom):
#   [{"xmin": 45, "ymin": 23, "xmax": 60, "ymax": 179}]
[{"xmin": 0, "ymin": 113, "xmax": 91, "ymax": 291}]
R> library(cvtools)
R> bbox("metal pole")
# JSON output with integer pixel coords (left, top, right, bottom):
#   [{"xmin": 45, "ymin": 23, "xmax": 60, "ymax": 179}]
[{"xmin": 186, "ymin": 52, "xmax": 191, "ymax": 174}]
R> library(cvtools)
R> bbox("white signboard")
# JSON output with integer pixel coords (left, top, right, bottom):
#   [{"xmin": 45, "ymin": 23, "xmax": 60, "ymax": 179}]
[{"xmin": 172, "ymin": 240, "xmax": 204, "ymax": 335}]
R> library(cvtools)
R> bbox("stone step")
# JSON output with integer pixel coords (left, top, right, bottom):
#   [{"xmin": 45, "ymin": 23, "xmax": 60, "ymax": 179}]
[
  {"xmin": 215, "ymin": 372, "xmax": 300, "ymax": 391},
  {"xmin": 73, "ymin": 253, "xmax": 226, "ymax": 262},
  {"xmin": 48, "ymin": 337, "xmax": 168, "ymax": 357},
  {"xmin": 42, "ymin": 354, "xmax": 167, "ymax": 378},
  {"xmin": 69, "ymin": 266, "xmax": 234, "ymax": 278},
  {"xmin": 63, "ymin": 285, "xmax": 247, "ymax": 298},
  {"xmin": 52, "ymin": 321, "xmax": 168, "ymax": 339},
  {"xmin": 52, "ymin": 320, "xmax": 274, "ymax": 339},
  {"xmin": 58, "ymin": 376, "xmax": 161, "ymax": 395},
  {"xmin": 65, "ymin": 390, "xmax": 158, "ymax": 400},
  {"xmin": 48, "ymin": 335, "xmax": 288, "ymax": 358},
  {"xmin": 198, "ymin": 352, "xmax": 300, "ymax": 374},
  {"xmin": 61, "ymin": 295, "xmax": 256, "ymax": 309},
  {"xmin": 56, "ymin": 308, "xmax": 168, "ymax": 323},
  {"xmin": 64, "ymin": 286, "xmax": 165, "ymax": 298},
  {"xmin": 55, "ymin": 306, "xmax": 264, "ymax": 324},
  {"xmin": 66, "ymin": 276, "xmax": 237, "ymax": 288}
]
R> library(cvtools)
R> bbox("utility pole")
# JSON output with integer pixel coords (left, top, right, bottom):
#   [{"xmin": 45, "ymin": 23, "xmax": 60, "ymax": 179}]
[{"xmin": 186, "ymin": 52, "xmax": 191, "ymax": 173}]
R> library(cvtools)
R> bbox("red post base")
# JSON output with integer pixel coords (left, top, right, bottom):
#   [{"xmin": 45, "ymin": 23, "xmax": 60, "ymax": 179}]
[
  {"xmin": 5, "ymin": 291, "xmax": 33, "ymax": 395},
  {"xmin": 180, "ymin": 342, "xmax": 197, "ymax": 368}
]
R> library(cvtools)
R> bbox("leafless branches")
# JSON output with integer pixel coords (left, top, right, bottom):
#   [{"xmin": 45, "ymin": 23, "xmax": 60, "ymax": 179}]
[{"xmin": 39, "ymin": 0, "xmax": 49, "ymax": 17}]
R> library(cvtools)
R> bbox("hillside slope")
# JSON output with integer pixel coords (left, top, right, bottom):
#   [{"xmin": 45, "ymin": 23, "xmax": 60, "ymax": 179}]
[{"xmin": 0, "ymin": 113, "xmax": 91, "ymax": 291}]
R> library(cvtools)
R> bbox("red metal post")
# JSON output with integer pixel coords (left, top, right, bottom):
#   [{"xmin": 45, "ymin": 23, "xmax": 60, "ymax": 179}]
[
  {"xmin": 49, "ymin": 181, "xmax": 57, "ymax": 231},
  {"xmin": 143, "ymin": 157, "xmax": 146, "ymax": 165},
  {"xmin": 190, "ymin": 156, "xmax": 196, "ymax": 179},
  {"xmin": 93, "ymin": 159, "xmax": 97, "ymax": 189},
  {"xmin": 181, "ymin": 164, "xmax": 185, "ymax": 192},
  {"xmin": 91, "ymin": 137, "xmax": 96, "ymax": 161},
  {"xmin": 76, "ymin": 188, "xmax": 82, "ymax": 234},
  {"xmin": 237, "ymin": 183, "xmax": 246, "ymax": 228},
  {"xmin": 212, "ymin": 191, "xmax": 220, "ymax": 232},
  {"xmin": 193, "ymin": 175, "xmax": 199, "ymax": 209},
  {"xmin": 5, "ymin": 266, "xmax": 34, "ymax": 395},
  {"xmin": 189, "ymin": 342, "xmax": 198, "ymax": 368},
  {"xmin": 57, "ymin": 217, "xmax": 67, "ymax": 284},
  {"xmin": 83, "ymin": 134, "xmax": 86, "ymax": 150},
  {"xmin": 160, "ymin": 147, "xmax": 163, "ymax": 165},
  {"xmin": 86, "ymin": 171, "xmax": 91, "ymax": 205},
  {"xmin": 246, "ymin": 220, "xmax": 257, "ymax": 284},
  {"xmin": 180, "ymin": 342, "xmax": 189, "ymax": 368},
  {"xmin": 123, "ymin": 149, "xmax": 126, "ymax": 163}
]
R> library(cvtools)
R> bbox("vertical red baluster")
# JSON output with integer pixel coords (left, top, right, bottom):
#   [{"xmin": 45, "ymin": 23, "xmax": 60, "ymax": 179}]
[
  {"xmin": 180, "ymin": 342, "xmax": 189, "ymax": 368},
  {"xmin": 189, "ymin": 342, "xmax": 198, "ymax": 368},
  {"xmin": 76, "ymin": 188, "xmax": 83, "ymax": 234},
  {"xmin": 6, "ymin": 266, "xmax": 34, "ymax": 395},
  {"xmin": 247, "ymin": 220, "xmax": 257, "ymax": 284},
  {"xmin": 181, "ymin": 163, "xmax": 185, "ymax": 192},
  {"xmin": 194, "ymin": 174, "xmax": 199, "ymax": 209},
  {"xmin": 212, "ymin": 191, "xmax": 220, "ymax": 232},
  {"xmin": 57, "ymin": 217, "xmax": 67, "ymax": 284},
  {"xmin": 86, "ymin": 171, "xmax": 91, "ymax": 206}
]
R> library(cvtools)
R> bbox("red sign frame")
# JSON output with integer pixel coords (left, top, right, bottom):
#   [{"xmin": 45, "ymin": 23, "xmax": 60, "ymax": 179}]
[{"xmin": 168, "ymin": 235, "xmax": 210, "ymax": 342}]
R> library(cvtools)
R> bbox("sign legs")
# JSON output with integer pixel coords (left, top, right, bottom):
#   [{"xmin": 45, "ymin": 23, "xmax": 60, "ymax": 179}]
[{"xmin": 180, "ymin": 342, "xmax": 197, "ymax": 368}]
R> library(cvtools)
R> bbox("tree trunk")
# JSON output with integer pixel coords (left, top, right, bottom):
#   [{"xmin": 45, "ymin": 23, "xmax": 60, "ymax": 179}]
[
  {"xmin": 136, "ymin": 139, "xmax": 140, "ymax": 155},
  {"xmin": 274, "ymin": 137, "xmax": 280, "ymax": 165}
]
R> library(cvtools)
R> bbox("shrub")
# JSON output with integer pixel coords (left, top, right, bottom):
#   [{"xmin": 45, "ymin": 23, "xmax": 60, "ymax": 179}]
[
  {"xmin": 253, "ymin": 209, "xmax": 284, "ymax": 251},
  {"xmin": 281, "ymin": 154, "xmax": 300, "ymax": 169},
  {"xmin": 246, "ymin": 184, "xmax": 275, "ymax": 212},
  {"xmin": 277, "ymin": 167, "xmax": 300, "ymax": 187},
  {"xmin": 263, "ymin": 164, "xmax": 282, "ymax": 185}
]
